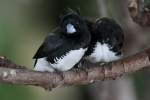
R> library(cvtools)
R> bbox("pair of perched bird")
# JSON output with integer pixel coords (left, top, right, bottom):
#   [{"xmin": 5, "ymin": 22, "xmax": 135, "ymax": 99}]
[{"xmin": 33, "ymin": 8, "xmax": 124, "ymax": 72}]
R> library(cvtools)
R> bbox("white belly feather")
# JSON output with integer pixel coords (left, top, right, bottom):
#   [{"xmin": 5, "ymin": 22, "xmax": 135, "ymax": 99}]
[
  {"xmin": 34, "ymin": 48, "xmax": 86, "ymax": 72},
  {"xmin": 51, "ymin": 48, "xmax": 86, "ymax": 71},
  {"xmin": 34, "ymin": 57, "xmax": 55, "ymax": 72},
  {"xmin": 86, "ymin": 42, "xmax": 120, "ymax": 63}
]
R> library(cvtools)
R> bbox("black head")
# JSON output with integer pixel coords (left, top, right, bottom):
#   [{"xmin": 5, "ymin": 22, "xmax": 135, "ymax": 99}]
[
  {"xmin": 59, "ymin": 8, "xmax": 88, "ymax": 36},
  {"xmin": 95, "ymin": 18, "xmax": 124, "ymax": 41}
]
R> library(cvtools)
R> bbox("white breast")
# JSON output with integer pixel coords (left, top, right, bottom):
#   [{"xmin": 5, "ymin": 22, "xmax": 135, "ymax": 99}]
[
  {"xmin": 86, "ymin": 42, "xmax": 120, "ymax": 63},
  {"xmin": 51, "ymin": 48, "xmax": 86, "ymax": 71}
]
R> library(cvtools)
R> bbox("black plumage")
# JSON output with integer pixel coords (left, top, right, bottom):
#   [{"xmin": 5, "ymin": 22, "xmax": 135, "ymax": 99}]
[
  {"xmin": 85, "ymin": 17, "xmax": 124, "ymax": 63},
  {"xmin": 33, "ymin": 8, "xmax": 91, "ymax": 72}
]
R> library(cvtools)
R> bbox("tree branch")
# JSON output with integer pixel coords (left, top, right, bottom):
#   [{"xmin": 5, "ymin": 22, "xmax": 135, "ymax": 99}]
[
  {"xmin": 128, "ymin": 0, "xmax": 150, "ymax": 26},
  {"xmin": 0, "ymin": 48, "xmax": 150, "ymax": 91}
]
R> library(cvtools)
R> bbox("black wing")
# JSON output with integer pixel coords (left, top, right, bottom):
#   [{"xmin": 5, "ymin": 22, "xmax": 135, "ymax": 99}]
[{"xmin": 33, "ymin": 33, "xmax": 63, "ymax": 59}]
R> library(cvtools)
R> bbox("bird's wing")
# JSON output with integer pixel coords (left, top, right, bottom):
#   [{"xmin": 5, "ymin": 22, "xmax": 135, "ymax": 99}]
[{"xmin": 33, "ymin": 33, "xmax": 63, "ymax": 59}]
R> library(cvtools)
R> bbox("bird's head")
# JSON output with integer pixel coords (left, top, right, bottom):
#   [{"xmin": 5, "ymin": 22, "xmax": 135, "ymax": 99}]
[
  {"xmin": 95, "ymin": 17, "xmax": 124, "ymax": 52},
  {"xmin": 59, "ymin": 8, "xmax": 88, "ymax": 36}
]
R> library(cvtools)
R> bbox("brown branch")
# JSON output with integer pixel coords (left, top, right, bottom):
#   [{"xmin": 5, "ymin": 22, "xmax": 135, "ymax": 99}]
[
  {"xmin": 0, "ymin": 48, "xmax": 150, "ymax": 91},
  {"xmin": 128, "ymin": 0, "xmax": 150, "ymax": 26}
]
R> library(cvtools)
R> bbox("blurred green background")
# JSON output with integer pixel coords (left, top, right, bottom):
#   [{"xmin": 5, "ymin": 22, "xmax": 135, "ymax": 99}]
[{"xmin": 0, "ymin": 0, "xmax": 150, "ymax": 100}]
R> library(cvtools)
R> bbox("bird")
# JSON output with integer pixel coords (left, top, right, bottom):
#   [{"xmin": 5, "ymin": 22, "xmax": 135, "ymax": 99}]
[
  {"xmin": 85, "ymin": 17, "xmax": 124, "ymax": 63},
  {"xmin": 33, "ymin": 8, "xmax": 91, "ymax": 72}
]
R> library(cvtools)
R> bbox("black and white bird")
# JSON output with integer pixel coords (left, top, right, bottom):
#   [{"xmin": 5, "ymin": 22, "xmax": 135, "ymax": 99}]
[
  {"xmin": 85, "ymin": 17, "xmax": 124, "ymax": 63},
  {"xmin": 33, "ymin": 9, "xmax": 91, "ymax": 72}
]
